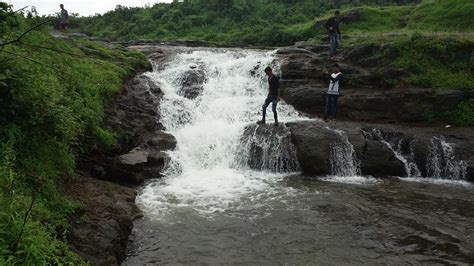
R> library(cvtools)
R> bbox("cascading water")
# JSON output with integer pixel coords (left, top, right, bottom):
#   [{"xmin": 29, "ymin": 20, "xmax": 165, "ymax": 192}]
[
  {"xmin": 365, "ymin": 129, "xmax": 421, "ymax": 177},
  {"xmin": 137, "ymin": 49, "xmax": 304, "ymax": 216},
  {"xmin": 364, "ymin": 129, "xmax": 468, "ymax": 181},
  {"xmin": 236, "ymin": 124, "xmax": 300, "ymax": 173},
  {"xmin": 427, "ymin": 136, "xmax": 467, "ymax": 180},
  {"xmin": 329, "ymin": 130, "xmax": 360, "ymax": 177}
]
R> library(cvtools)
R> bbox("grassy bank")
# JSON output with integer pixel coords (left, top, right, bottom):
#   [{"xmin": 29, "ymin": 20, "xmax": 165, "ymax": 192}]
[{"xmin": 0, "ymin": 5, "xmax": 149, "ymax": 264}]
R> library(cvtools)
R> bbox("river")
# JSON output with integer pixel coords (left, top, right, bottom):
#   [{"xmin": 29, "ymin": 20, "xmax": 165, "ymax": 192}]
[{"xmin": 123, "ymin": 49, "xmax": 474, "ymax": 265}]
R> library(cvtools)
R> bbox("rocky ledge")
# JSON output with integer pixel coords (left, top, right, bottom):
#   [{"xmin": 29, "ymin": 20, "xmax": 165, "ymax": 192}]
[
  {"xmin": 68, "ymin": 67, "xmax": 176, "ymax": 263},
  {"xmin": 277, "ymin": 45, "xmax": 473, "ymax": 123},
  {"xmin": 286, "ymin": 120, "xmax": 473, "ymax": 181}
]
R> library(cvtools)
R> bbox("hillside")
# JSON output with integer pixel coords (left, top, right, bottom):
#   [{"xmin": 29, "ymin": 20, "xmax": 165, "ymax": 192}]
[
  {"xmin": 73, "ymin": 0, "xmax": 420, "ymax": 46},
  {"xmin": 0, "ymin": 4, "xmax": 150, "ymax": 264}
]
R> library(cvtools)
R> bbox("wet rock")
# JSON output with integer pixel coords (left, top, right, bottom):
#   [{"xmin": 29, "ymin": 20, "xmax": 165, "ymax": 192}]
[
  {"xmin": 178, "ymin": 69, "xmax": 207, "ymax": 99},
  {"xmin": 147, "ymin": 151, "xmax": 168, "ymax": 167},
  {"xmin": 239, "ymin": 124, "xmax": 299, "ymax": 172},
  {"xmin": 147, "ymin": 132, "xmax": 177, "ymax": 150},
  {"xmin": 118, "ymin": 147, "xmax": 149, "ymax": 166},
  {"xmin": 286, "ymin": 121, "xmax": 339, "ymax": 176},
  {"xmin": 360, "ymin": 140, "xmax": 405, "ymax": 177},
  {"xmin": 65, "ymin": 175, "xmax": 141, "ymax": 266}
]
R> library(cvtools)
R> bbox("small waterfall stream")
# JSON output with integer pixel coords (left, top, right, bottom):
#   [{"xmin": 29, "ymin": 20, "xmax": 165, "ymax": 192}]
[
  {"xmin": 427, "ymin": 136, "xmax": 468, "ymax": 180},
  {"xmin": 366, "ymin": 129, "xmax": 421, "ymax": 177},
  {"xmin": 365, "ymin": 129, "xmax": 467, "ymax": 180},
  {"xmin": 329, "ymin": 130, "xmax": 360, "ymax": 177}
]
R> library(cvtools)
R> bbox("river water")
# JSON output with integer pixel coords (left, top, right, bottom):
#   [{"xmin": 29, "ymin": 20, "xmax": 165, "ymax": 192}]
[{"xmin": 124, "ymin": 49, "xmax": 474, "ymax": 265}]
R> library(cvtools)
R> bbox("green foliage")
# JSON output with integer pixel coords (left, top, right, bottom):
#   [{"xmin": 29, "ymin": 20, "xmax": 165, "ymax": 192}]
[
  {"xmin": 73, "ymin": 0, "xmax": 419, "ymax": 46},
  {"xmin": 408, "ymin": 0, "xmax": 474, "ymax": 32},
  {"xmin": 382, "ymin": 34, "xmax": 474, "ymax": 91},
  {"xmin": 94, "ymin": 127, "xmax": 117, "ymax": 147},
  {"xmin": 441, "ymin": 99, "xmax": 474, "ymax": 126},
  {"xmin": 1, "ymin": 8, "xmax": 149, "ymax": 264}
]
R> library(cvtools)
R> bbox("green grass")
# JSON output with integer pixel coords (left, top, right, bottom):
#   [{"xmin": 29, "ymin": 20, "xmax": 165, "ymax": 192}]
[
  {"xmin": 408, "ymin": 0, "xmax": 474, "ymax": 31},
  {"xmin": 380, "ymin": 34, "xmax": 474, "ymax": 91}
]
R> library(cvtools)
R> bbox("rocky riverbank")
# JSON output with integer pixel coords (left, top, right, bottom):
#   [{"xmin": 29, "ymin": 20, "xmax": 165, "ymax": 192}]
[{"xmin": 63, "ymin": 39, "xmax": 177, "ymax": 264}]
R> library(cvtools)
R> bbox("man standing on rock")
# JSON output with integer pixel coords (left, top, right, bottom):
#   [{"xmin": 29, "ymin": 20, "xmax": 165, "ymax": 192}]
[
  {"xmin": 59, "ymin": 4, "xmax": 69, "ymax": 32},
  {"xmin": 323, "ymin": 64, "xmax": 342, "ymax": 121},
  {"xmin": 325, "ymin": 10, "xmax": 342, "ymax": 59},
  {"xmin": 257, "ymin": 67, "xmax": 281, "ymax": 125}
]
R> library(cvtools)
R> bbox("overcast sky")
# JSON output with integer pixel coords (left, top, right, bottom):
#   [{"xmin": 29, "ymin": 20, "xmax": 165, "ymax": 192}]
[{"xmin": 6, "ymin": 0, "xmax": 173, "ymax": 16}]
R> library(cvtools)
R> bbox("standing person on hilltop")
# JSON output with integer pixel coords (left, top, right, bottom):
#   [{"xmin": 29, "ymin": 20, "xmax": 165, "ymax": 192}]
[
  {"xmin": 323, "ymin": 64, "xmax": 343, "ymax": 122},
  {"xmin": 257, "ymin": 67, "xmax": 281, "ymax": 126},
  {"xmin": 59, "ymin": 4, "xmax": 69, "ymax": 32},
  {"xmin": 324, "ymin": 10, "xmax": 342, "ymax": 59}
]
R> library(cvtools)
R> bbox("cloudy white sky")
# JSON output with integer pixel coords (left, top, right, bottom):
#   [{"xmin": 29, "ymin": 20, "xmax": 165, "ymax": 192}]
[{"xmin": 6, "ymin": 0, "xmax": 173, "ymax": 16}]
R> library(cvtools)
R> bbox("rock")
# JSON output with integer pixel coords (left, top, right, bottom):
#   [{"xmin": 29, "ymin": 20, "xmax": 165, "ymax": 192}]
[
  {"xmin": 286, "ymin": 121, "xmax": 339, "ymax": 176},
  {"xmin": 180, "ymin": 85, "xmax": 204, "ymax": 99},
  {"xmin": 90, "ymin": 165, "xmax": 107, "ymax": 180},
  {"xmin": 281, "ymin": 80, "xmax": 467, "ymax": 123},
  {"xmin": 178, "ymin": 69, "xmax": 207, "ymax": 99},
  {"xmin": 281, "ymin": 83, "xmax": 326, "ymax": 116},
  {"xmin": 360, "ymin": 140, "xmax": 405, "ymax": 177},
  {"xmin": 106, "ymin": 74, "xmax": 163, "ymax": 150},
  {"xmin": 434, "ymin": 90, "xmax": 468, "ymax": 111},
  {"xmin": 276, "ymin": 47, "xmax": 315, "ymax": 55},
  {"xmin": 118, "ymin": 147, "xmax": 149, "ymax": 166},
  {"xmin": 147, "ymin": 151, "xmax": 168, "ymax": 167},
  {"xmin": 147, "ymin": 132, "xmax": 177, "ymax": 150},
  {"xmin": 65, "ymin": 175, "xmax": 141, "ymax": 266}
]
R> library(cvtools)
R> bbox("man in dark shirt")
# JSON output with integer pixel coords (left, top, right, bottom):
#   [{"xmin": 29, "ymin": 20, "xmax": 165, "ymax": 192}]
[
  {"xmin": 257, "ymin": 67, "xmax": 280, "ymax": 125},
  {"xmin": 59, "ymin": 4, "xmax": 69, "ymax": 32},
  {"xmin": 324, "ymin": 10, "xmax": 342, "ymax": 58}
]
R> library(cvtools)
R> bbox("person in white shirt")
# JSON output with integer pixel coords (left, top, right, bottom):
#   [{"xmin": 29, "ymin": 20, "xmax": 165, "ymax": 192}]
[{"xmin": 323, "ymin": 64, "xmax": 342, "ymax": 121}]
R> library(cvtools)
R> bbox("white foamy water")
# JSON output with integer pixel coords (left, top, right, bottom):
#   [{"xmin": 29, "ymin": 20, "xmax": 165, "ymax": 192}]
[{"xmin": 137, "ymin": 49, "xmax": 305, "ymax": 216}]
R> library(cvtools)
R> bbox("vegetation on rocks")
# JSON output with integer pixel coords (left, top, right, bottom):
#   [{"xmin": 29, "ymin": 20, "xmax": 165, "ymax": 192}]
[{"xmin": 0, "ymin": 3, "xmax": 149, "ymax": 264}]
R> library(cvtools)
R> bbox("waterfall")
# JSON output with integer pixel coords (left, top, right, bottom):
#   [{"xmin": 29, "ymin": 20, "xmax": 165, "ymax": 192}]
[
  {"xmin": 365, "ymin": 129, "xmax": 421, "ymax": 177},
  {"xmin": 138, "ymin": 49, "xmax": 304, "ymax": 214},
  {"xmin": 236, "ymin": 124, "xmax": 299, "ymax": 173},
  {"xmin": 364, "ymin": 129, "xmax": 468, "ymax": 180},
  {"xmin": 329, "ymin": 130, "xmax": 360, "ymax": 176},
  {"xmin": 427, "ymin": 136, "xmax": 467, "ymax": 180}
]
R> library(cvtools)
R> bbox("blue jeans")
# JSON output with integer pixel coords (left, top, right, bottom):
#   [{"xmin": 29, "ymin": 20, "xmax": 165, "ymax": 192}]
[
  {"xmin": 329, "ymin": 33, "xmax": 340, "ymax": 56},
  {"xmin": 262, "ymin": 95, "xmax": 278, "ymax": 122},
  {"xmin": 325, "ymin": 94, "xmax": 339, "ymax": 119}
]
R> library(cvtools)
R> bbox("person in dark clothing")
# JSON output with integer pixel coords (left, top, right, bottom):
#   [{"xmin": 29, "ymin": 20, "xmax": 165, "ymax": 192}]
[
  {"xmin": 59, "ymin": 4, "xmax": 69, "ymax": 32},
  {"xmin": 323, "ymin": 64, "xmax": 342, "ymax": 121},
  {"xmin": 257, "ymin": 67, "xmax": 281, "ymax": 125},
  {"xmin": 324, "ymin": 10, "xmax": 342, "ymax": 58}
]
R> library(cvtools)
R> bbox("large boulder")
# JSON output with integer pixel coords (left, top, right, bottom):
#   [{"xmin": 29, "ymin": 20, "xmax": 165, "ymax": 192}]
[{"xmin": 286, "ymin": 121, "xmax": 338, "ymax": 175}]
